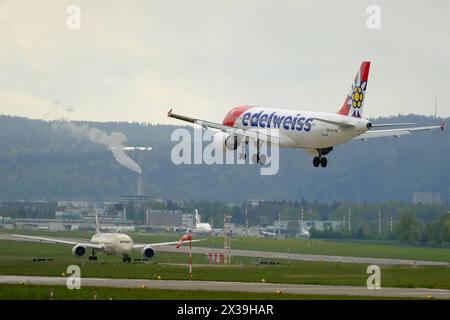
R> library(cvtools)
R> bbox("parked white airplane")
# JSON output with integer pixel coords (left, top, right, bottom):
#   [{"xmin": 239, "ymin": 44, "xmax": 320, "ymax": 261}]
[
  {"xmin": 299, "ymin": 228, "xmax": 310, "ymax": 239},
  {"xmin": 6, "ymin": 214, "xmax": 201, "ymax": 262},
  {"xmin": 174, "ymin": 209, "xmax": 217, "ymax": 234},
  {"xmin": 168, "ymin": 61, "xmax": 444, "ymax": 167},
  {"xmin": 261, "ymin": 230, "xmax": 277, "ymax": 237},
  {"xmin": 261, "ymin": 227, "xmax": 310, "ymax": 238},
  {"xmin": 193, "ymin": 209, "xmax": 213, "ymax": 233}
]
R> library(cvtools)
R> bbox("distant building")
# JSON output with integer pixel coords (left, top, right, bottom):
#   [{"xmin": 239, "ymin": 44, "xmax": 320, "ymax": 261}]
[
  {"xmin": 249, "ymin": 199, "xmax": 265, "ymax": 207},
  {"xmin": 145, "ymin": 209, "xmax": 183, "ymax": 227},
  {"xmin": 55, "ymin": 201, "xmax": 108, "ymax": 220},
  {"xmin": 55, "ymin": 200, "xmax": 90, "ymax": 219},
  {"xmin": 273, "ymin": 220, "xmax": 342, "ymax": 231},
  {"xmin": 57, "ymin": 201, "xmax": 89, "ymax": 208},
  {"xmin": 13, "ymin": 217, "xmax": 134, "ymax": 231},
  {"xmin": 412, "ymin": 192, "xmax": 441, "ymax": 205},
  {"xmin": 120, "ymin": 195, "xmax": 165, "ymax": 206},
  {"xmin": 182, "ymin": 213, "xmax": 194, "ymax": 228},
  {"xmin": 0, "ymin": 216, "xmax": 14, "ymax": 229},
  {"xmin": 113, "ymin": 203, "xmax": 127, "ymax": 220}
]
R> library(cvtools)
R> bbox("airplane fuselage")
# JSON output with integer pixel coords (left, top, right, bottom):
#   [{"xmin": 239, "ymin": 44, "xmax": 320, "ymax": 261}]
[
  {"xmin": 224, "ymin": 106, "xmax": 371, "ymax": 149},
  {"xmin": 90, "ymin": 233, "xmax": 134, "ymax": 255}
]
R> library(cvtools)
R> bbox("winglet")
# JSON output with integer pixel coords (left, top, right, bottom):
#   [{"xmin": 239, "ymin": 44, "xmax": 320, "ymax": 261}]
[
  {"xmin": 167, "ymin": 108, "xmax": 173, "ymax": 117},
  {"xmin": 440, "ymin": 122, "xmax": 445, "ymax": 131}
]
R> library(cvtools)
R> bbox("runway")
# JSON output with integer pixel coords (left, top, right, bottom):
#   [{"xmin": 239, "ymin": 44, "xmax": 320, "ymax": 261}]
[
  {"xmin": 159, "ymin": 245, "xmax": 449, "ymax": 266},
  {"xmin": 1, "ymin": 275, "xmax": 449, "ymax": 299}
]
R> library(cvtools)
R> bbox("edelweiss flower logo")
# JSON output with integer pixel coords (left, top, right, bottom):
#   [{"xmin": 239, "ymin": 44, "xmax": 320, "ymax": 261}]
[{"xmin": 347, "ymin": 70, "xmax": 367, "ymax": 118}]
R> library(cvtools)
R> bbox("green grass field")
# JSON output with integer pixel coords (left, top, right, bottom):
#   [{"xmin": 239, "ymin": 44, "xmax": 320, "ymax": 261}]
[
  {"xmin": 0, "ymin": 239, "xmax": 450, "ymax": 290},
  {"xmin": 3, "ymin": 229, "xmax": 449, "ymax": 262},
  {"xmin": 0, "ymin": 284, "xmax": 412, "ymax": 300}
]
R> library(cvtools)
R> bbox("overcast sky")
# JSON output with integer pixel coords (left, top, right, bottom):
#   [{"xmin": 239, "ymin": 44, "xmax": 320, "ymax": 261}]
[{"xmin": 0, "ymin": 0, "xmax": 449, "ymax": 124}]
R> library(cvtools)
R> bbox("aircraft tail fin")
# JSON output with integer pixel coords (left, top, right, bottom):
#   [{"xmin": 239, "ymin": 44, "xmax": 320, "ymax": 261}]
[
  {"xmin": 337, "ymin": 61, "xmax": 371, "ymax": 118},
  {"xmin": 95, "ymin": 213, "xmax": 100, "ymax": 234},
  {"xmin": 194, "ymin": 209, "xmax": 200, "ymax": 225}
]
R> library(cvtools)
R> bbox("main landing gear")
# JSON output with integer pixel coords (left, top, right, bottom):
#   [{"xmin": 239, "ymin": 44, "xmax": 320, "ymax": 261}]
[
  {"xmin": 122, "ymin": 254, "xmax": 131, "ymax": 263},
  {"xmin": 312, "ymin": 147, "xmax": 333, "ymax": 168},
  {"xmin": 313, "ymin": 156, "xmax": 327, "ymax": 168},
  {"xmin": 251, "ymin": 139, "xmax": 267, "ymax": 165},
  {"xmin": 88, "ymin": 248, "xmax": 98, "ymax": 261},
  {"xmin": 252, "ymin": 153, "xmax": 266, "ymax": 165}
]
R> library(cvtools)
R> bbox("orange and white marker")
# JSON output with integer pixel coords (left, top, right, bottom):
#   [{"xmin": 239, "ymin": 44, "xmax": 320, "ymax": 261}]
[{"xmin": 176, "ymin": 232, "xmax": 193, "ymax": 279}]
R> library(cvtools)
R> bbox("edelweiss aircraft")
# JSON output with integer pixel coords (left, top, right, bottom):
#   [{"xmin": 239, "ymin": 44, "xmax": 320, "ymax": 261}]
[
  {"xmin": 168, "ymin": 61, "xmax": 444, "ymax": 167},
  {"xmin": 5, "ymin": 214, "xmax": 200, "ymax": 262}
]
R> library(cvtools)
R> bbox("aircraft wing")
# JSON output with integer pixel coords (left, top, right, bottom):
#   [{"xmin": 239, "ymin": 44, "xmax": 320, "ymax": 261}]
[
  {"xmin": 6, "ymin": 233, "xmax": 104, "ymax": 249},
  {"xmin": 132, "ymin": 239, "xmax": 205, "ymax": 249},
  {"xmin": 168, "ymin": 109, "xmax": 281, "ymax": 143},
  {"xmin": 354, "ymin": 123, "xmax": 444, "ymax": 141}
]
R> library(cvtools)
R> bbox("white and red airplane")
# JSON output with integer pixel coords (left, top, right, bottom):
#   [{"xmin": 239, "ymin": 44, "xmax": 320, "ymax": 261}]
[{"xmin": 168, "ymin": 61, "xmax": 444, "ymax": 167}]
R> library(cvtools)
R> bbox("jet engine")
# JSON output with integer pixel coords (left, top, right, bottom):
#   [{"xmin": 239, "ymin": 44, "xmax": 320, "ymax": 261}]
[
  {"xmin": 213, "ymin": 132, "xmax": 240, "ymax": 151},
  {"xmin": 141, "ymin": 245, "xmax": 156, "ymax": 259},
  {"xmin": 72, "ymin": 244, "xmax": 86, "ymax": 258}
]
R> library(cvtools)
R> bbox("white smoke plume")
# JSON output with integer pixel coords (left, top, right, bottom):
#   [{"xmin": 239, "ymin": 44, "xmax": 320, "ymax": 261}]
[{"xmin": 53, "ymin": 121, "xmax": 142, "ymax": 174}]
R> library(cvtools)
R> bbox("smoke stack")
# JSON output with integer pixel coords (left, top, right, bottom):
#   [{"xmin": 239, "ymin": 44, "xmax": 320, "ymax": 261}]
[{"xmin": 137, "ymin": 174, "xmax": 144, "ymax": 196}]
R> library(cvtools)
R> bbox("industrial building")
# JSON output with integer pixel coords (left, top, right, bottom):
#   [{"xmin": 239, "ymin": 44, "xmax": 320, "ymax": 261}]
[
  {"xmin": 412, "ymin": 192, "xmax": 442, "ymax": 205},
  {"xmin": 10, "ymin": 216, "xmax": 135, "ymax": 232},
  {"xmin": 273, "ymin": 219, "xmax": 342, "ymax": 231},
  {"xmin": 145, "ymin": 209, "xmax": 194, "ymax": 228}
]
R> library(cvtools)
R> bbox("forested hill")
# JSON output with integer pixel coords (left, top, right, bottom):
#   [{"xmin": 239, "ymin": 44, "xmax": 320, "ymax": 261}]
[{"xmin": 0, "ymin": 114, "xmax": 448, "ymax": 203}]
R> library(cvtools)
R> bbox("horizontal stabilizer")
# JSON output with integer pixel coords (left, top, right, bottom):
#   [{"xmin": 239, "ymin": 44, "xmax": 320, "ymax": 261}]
[{"xmin": 371, "ymin": 122, "xmax": 415, "ymax": 128}]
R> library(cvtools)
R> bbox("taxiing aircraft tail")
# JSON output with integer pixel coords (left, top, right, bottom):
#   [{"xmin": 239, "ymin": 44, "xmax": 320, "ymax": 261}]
[
  {"xmin": 194, "ymin": 209, "xmax": 200, "ymax": 226},
  {"xmin": 95, "ymin": 213, "xmax": 100, "ymax": 234},
  {"xmin": 337, "ymin": 61, "xmax": 371, "ymax": 118}
]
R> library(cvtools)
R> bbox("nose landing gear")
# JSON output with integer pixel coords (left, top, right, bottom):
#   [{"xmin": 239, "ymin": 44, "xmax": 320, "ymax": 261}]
[{"xmin": 89, "ymin": 248, "xmax": 98, "ymax": 261}]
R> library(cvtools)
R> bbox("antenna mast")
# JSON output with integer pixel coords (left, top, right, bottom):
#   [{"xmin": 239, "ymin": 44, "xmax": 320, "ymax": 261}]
[{"xmin": 435, "ymin": 93, "xmax": 437, "ymax": 118}]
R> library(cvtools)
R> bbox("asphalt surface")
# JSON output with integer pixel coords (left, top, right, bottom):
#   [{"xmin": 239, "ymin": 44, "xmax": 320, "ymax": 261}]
[
  {"xmin": 0, "ymin": 232, "xmax": 448, "ymax": 266},
  {"xmin": 1, "ymin": 275, "xmax": 449, "ymax": 299},
  {"xmin": 159, "ymin": 245, "xmax": 449, "ymax": 266}
]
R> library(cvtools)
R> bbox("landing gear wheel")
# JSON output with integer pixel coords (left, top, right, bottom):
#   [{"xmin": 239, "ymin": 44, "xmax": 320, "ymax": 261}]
[
  {"xmin": 252, "ymin": 154, "xmax": 258, "ymax": 164},
  {"xmin": 89, "ymin": 248, "xmax": 97, "ymax": 261},
  {"xmin": 320, "ymin": 157, "xmax": 328, "ymax": 168},
  {"xmin": 313, "ymin": 157, "xmax": 320, "ymax": 167},
  {"xmin": 258, "ymin": 154, "xmax": 266, "ymax": 165},
  {"xmin": 122, "ymin": 255, "xmax": 131, "ymax": 263},
  {"xmin": 252, "ymin": 153, "xmax": 267, "ymax": 165}
]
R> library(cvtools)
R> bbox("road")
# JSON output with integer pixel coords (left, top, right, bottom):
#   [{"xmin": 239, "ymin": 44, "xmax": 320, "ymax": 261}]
[{"xmin": 1, "ymin": 275, "xmax": 449, "ymax": 299}]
